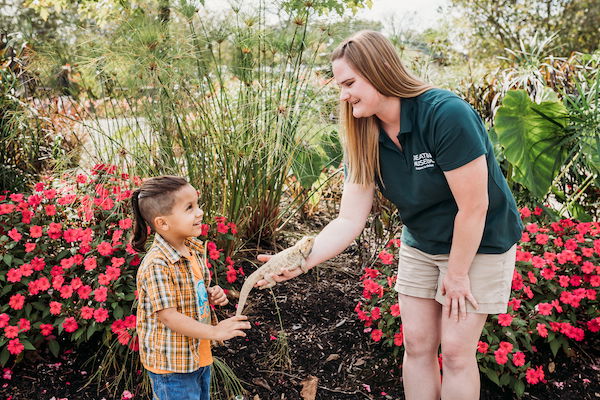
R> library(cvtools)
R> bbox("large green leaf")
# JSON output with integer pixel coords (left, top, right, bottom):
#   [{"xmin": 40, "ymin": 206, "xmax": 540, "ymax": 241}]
[
  {"xmin": 495, "ymin": 90, "xmax": 569, "ymax": 198},
  {"xmin": 291, "ymin": 141, "xmax": 325, "ymax": 189}
]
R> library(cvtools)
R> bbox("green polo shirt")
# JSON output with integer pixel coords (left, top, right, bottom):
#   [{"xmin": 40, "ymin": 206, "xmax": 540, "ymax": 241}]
[{"xmin": 376, "ymin": 88, "xmax": 523, "ymax": 254}]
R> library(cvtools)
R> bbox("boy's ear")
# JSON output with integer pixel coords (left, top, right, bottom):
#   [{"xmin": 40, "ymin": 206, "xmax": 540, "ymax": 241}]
[{"xmin": 154, "ymin": 216, "xmax": 169, "ymax": 231}]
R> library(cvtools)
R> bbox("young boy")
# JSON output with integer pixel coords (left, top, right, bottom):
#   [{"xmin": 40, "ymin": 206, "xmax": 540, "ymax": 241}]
[{"xmin": 131, "ymin": 176, "xmax": 250, "ymax": 400}]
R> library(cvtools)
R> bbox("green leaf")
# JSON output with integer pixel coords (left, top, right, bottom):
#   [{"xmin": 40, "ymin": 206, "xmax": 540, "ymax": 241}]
[
  {"xmin": 87, "ymin": 324, "xmax": 97, "ymax": 340},
  {"xmin": 21, "ymin": 339, "xmax": 36, "ymax": 351},
  {"xmin": 292, "ymin": 141, "xmax": 325, "ymax": 189},
  {"xmin": 3, "ymin": 254, "xmax": 13, "ymax": 267},
  {"xmin": 48, "ymin": 339, "xmax": 59, "ymax": 358},
  {"xmin": 114, "ymin": 306, "xmax": 124, "ymax": 320},
  {"xmin": 549, "ymin": 339, "xmax": 560, "ymax": 357},
  {"xmin": 514, "ymin": 379, "xmax": 525, "ymax": 398},
  {"xmin": 0, "ymin": 348, "xmax": 9, "ymax": 367},
  {"xmin": 485, "ymin": 369, "xmax": 501, "ymax": 386},
  {"xmin": 495, "ymin": 90, "xmax": 569, "ymax": 198},
  {"xmin": 499, "ymin": 373, "xmax": 511, "ymax": 386}
]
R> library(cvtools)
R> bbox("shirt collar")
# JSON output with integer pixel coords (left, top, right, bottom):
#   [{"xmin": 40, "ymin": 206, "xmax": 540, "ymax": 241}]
[
  {"xmin": 153, "ymin": 234, "xmax": 205, "ymax": 264},
  {"xmin": 379, "ymin": 97, "xmax": 414, "ymax": 143}
]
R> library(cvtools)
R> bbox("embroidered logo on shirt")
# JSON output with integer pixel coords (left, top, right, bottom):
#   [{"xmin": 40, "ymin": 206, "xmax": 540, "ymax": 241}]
[{"xmin": 413, "ymin": 152, "xmax": 435, "ymax": 170}]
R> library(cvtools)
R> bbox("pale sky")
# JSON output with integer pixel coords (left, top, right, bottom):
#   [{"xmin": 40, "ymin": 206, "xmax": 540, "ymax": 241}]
[
  {"xmin": 203, "ymin": 0, "xmax": 450, "ymax": 33},
  {"xmin": 356, "ymin": 0, "xmax": 450, "ymax": 33}
]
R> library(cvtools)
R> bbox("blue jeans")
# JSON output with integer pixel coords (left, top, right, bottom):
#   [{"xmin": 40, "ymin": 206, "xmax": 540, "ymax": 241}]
[{"xmin": 147, "ymin": 365, "xmax": 211, "ymax": 400}]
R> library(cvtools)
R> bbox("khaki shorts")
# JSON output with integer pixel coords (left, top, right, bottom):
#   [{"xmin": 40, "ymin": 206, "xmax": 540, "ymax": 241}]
[{"xmin": 394, "ymin": 243, "xmax": 517, "ymax": 314}]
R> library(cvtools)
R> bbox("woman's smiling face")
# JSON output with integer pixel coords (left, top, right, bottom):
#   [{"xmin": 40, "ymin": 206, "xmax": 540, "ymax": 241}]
[{"xmin": 332, "ymin": 57, "xmax": 385, "ymax": 119}]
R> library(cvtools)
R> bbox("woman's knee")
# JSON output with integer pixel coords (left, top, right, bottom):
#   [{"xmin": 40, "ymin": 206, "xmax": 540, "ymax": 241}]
[
  {"xmin": 403, "ymin": 326, "xmax": 440, "ymax": 358},
  {"xmin": 440, "ymin": 337, "xmax": 477, "ymax": 370}
]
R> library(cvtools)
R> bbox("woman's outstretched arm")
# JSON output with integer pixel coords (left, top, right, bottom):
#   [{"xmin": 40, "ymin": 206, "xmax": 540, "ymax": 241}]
[{"xmin": 255, "ymin": 181, "xmax": 374, "ymax": 287}]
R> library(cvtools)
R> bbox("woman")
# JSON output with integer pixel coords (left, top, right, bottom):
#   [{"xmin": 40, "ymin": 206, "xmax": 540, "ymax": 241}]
[{"xmin": 256, "ymin": 30, "xmax": 523, "ymax": 400}]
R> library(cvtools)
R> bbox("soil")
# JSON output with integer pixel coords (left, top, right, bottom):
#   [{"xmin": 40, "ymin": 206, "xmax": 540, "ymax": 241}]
[{"xmin": 2, "ymin": 213, "xmax": 599, "ymax": 400}]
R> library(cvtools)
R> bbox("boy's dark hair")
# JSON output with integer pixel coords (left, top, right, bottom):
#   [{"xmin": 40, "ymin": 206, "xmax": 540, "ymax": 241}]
[{"xmin": 131, "ymin": 175, "xmax": 189, "ymax": 253}]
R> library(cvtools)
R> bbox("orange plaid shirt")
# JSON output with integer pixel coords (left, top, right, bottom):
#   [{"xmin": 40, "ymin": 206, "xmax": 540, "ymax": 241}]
[{"xmin": 136, "ymin": 234, "xmax": 213, "ymax": 373}]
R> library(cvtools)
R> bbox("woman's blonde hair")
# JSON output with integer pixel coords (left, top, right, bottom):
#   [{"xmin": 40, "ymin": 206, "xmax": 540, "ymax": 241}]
[{"xmin": 331, "ymin": 30, "xmax": 433, "ymax": 185}]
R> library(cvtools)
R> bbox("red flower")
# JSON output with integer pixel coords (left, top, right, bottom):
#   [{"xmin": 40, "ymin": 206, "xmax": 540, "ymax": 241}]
[
  {"xmin": 216, "ymin": 223, "xmax": 229, "ymax": 234},
  {"xmin": 25, "ymin": 243, "xmax": 36, "ymax": 253},
  {"xmin": 62, "ymin": 317, "xmax": 79, "ymax": 333},
  {"xmin": 40, "ymin": 324, "xmax": 53, "ymax": 336},
  {"xmin": 536, "ymin": 302, "xmax": 553, "ymax": 316},
  {"xmin": 228, "ymin": 222, "xmax": 238, "ymax": 235},
  {"xmin": 536, "ymin": 323, "xmax": 548, "ymax": 338},
  {"xmin": 7, "ymin": 338, "xmax": 24, "ymax": 355},
  {"xmin": 519, "ymin": 207, "xmax": 531, "ymax": 218},
  {"xmin": 94, "ymin": 286, "xmax": 108, "ymax": 302},
  {"xmin": 8, "ymin": 228, "xmax": 22, "ymax": 242},
  {"xmin": 371, "ymin": 329, "xmax": 383, "ymax": 342},
  {"xmin": 0, "ymin": 203, "xmax": 16, "ymax": 214},
  {"xmin": 499, "ymin": 341, "xmax": 513, "ymax": 353},
  {"xmin": 81, "ymin": 307, "xmax": 94, "ymax": 319},
  {"xmin": 77, "ymin": 285, "xmax": 92, "ymax": 299},
  {"xmin": 393, "ymin": 331, "xmax": 403, "ymax": 346},
  {"xmin": 371, "ymin": 307, "xmax": 381, "ymax": 320},
  {"xmin": 378, "ymin": 251, "xmax": 394, "ymax": 265},
  {"xmin": 118, "ymin": 218, "xmax": 133, "ymax": 229},
  {"xmin": 4, "ymin": 326, "xmax": 18, "ymax": 339},
  {"xmin": 494, "ymin": 349, "xmax": 508, "ymax": 365},
  {"xmin": 96, "ymin": 241, "xmax": 114, "ymax": 256},
  {"xmin": 94, "ymin": 308, "xmax": 109, "ymax": 323},
  {"xmin": 9, "ymin": 294, "xmax": 25, "ymax": 310},
  {"xmin": 390, "ymin": 303, "xmax": 401, "ymax": 317},
  {"xmin": 512, "ymin": 351, "xmax": 525, "ymax": 367},
  {"xmin": 525, "ymin": 366, "xmax": 545, "ymax": 384},
  {"xmin": 0, "ymin": 314, "xmax": 9, "ymax": 328},
  {"xmin": 200, "ymin": 224, "xmax": 210, "ymax": 236},
  {"xmin": 226, "ymin": 269, "xmax": 237, "ymax": 283},
  {"xmin": 18, "ymin": 318, "xmax": 30, "ymax": 333},
  {"xmin": 497, "ymin": 314, "xmax": 513, "ymax": 327},
  {"xmin": 7, "ymin": 269, "xmax": 22, "ymax": 283},
  {"xmin": 49, "ymin": 301, "xmax": 62, "ymax": 315},
  {"xmin": 47, "ymin": 222, "xmax": 62, "ymax": 239},
  {"xmin": 587, "ymin": 317, "xmax": 600, "ymax": 333},
  {"xmin": 477, "ymin": 341, "xmax": 489, "ymax": 354},
  {"xmin": 535, "ymin": 234, "xmax": 549, "ymax": 245},
  {"xmin": 84, "ymin": 256, "xmax": 97, "ymax": 271},
  {"xmin": 45, "ymin": 204, "xmax": 57, "ymax": 216}
]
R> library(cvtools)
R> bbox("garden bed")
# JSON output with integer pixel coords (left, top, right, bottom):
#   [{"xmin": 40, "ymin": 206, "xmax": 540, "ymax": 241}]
[{"xmin": 2, "ymin": 247, "xmax": 598, "ymax": 400}]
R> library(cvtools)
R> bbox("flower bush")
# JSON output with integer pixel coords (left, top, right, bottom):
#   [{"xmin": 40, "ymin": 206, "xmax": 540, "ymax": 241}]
[
  {"xmin": 0, "ymin": 165, "xmax": 243, "ymax": 366},
  {"xmin": 356, "ymin": 209, "xmax": 599, "ymax": 397}
]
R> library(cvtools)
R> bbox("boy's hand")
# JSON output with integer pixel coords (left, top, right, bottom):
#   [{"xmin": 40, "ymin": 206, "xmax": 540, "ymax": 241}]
[
  {"xmin": 212, "ymin": 315, "xmax": 251, "ymax": 341},
  {"xmin": 208, "ymin": 285, "xmax": 228, "ymax": 306}
]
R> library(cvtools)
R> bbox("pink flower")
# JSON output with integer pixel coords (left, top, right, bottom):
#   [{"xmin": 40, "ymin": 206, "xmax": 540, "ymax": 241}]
[
  {"xmin": 118, "ymin": 218, "xmax": 133, "ymax": 229},
  {"xmin": 494, "ymin": 349, "xmax": 508, "ymax": 365},
  {"xmin": 499, "ymin": 341, "xmax": 513, "ymax": 353},
  {"xmin": 536, "ymin": 323, "xmax": 548, "ymax": 338},
  {"xmin": 81, "ymin": 307, "xmax": 94, "ymax": 319},
  {"xmin": 371, "ymin": 329, "xmax": 383, "ymax": 342},
  {"xmin": 512, "ymin": 352, "xmax": 525, "ymax": 367},
  {"xmin": 393, "ymin": 331, "xmax": 403, "ymax": 346},
  {"xmin": 8, "ymin": 228, "xmax": 22, "ymax": 242},
  {"xmin": 121, "ymin": 390, "xmax": 134, "ymax": 400},
  {"xmin": 49, "ymin": 301, "xmax": 62, "ymax": 315},
  {"xmin": 520, "ymin": 207, "xmax": 531, "ymax": 218},
  {"xmin": 477, "ymin": 341, "xmax": 489, "ymax": 354},
  {"xmin": 94, "ymin": 286, "xmax": 108, "ymax": 302},
  {"xmin": 62, "ymin": 317, "xmax": 79, "ymax": 333},
  {"xmin": 370, "ymin": 307, "xmax": 381, "ymax": 320},
  {"xmin": 7, "ymin": 339, "xmax": 24, "ymax": 355},
  {"xmin": 9, "ymin": 294, "xmax": 25, "ymax": 310},
  {"xmin": 7, "ymin": 269, "xmax": 22, "ymax": 283},
  {"xmin": 25, "ymin": 243, "xmax": 36, "ymax": 253},
  {"xmin": 378, "ymin": 251, "xmax": 394, "ymax": 265},
  {"xmin": 497, "ymin": 313, "xmax": 513, "ymax": 327},
  {"xmin": 390, "ymin": 303, "xmax": 401, "ymax": 317},
  {"xmin": 84, "ymin": 256, "xmax": 97, "ymax": 271},
  {"xmin": 4, "ymin": 326, "xmax": 18, "ymax": 339},
  {"xmin": 40, "ymin": 324, "xmax": 53, "ymax": 336},
  {"xmin": 0, "ymin": 314, "xmax": 9, "ymax": 328},
  {"xmin": 587, "ymin": 317, "xmax": 600, "ymax": 333},
  {"xmin": 29, "ymin": 225, "xmax": 43, "ymax": 238},
  {"xmin": 96, "ymin": 241, "xmax": 114, "ymax": 256},
  {"xmin": 18, "ymin": 318, "xmax": 30, "ymax": 333},
  {"xmin": 525, "ymin": 366, "xmax": 545, "ymax": 384},
  {"xmin": 93, "ymin": 308, "xmax": 109, "ymax": 323},
  {"xmin": 216, "ymin": 223, "xmax": 229, "ymax": 234},
  {"xmin": 536, "ymin": 302, "xmax": 553, "ymax": 315}
]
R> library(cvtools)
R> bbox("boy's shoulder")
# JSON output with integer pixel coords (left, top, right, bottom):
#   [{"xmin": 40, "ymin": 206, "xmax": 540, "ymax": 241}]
[{"xmin": 138, "ymin": 247, "xmax": 171, "ymax": 276}]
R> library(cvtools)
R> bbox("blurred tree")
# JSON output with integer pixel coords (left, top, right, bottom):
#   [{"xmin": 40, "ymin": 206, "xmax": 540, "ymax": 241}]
[{"xmin": 451, "ymin": 0, "xmax": 599, "ymax": 58}]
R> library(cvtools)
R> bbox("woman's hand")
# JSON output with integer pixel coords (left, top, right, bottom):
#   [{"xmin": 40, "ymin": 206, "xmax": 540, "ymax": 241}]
[
  {"xmin": 441, "ymin": 272, "xmax": 479, "ymax": 322},
  {"xmin": 253, "ymin": 254, "xmax": 304, "ymax": 288},
  {"xmin": 208, "ymin": 285, "xmax": 228, "ymax": 306}
]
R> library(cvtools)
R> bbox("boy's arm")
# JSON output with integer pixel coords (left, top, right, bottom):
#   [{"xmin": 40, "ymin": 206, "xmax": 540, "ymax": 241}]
[{"xmin": 157, "ymin": 308, "xmax": 249, "ymax": 341}]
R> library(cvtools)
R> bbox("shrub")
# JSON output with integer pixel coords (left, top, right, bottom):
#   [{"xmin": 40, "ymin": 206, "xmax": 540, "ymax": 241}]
[
  {"xmin": 356, "ymin": 209, "xmax": 599, "ymax": 397},
  {"xmin": 0, "ymin": 165, "xmax": 242, "ymax": 367}
]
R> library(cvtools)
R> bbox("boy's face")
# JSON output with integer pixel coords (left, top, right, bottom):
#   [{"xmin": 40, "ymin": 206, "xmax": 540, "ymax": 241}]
[{"xmin": 154, "ymin": 184, "xmax": 204, "ymax": 239}]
